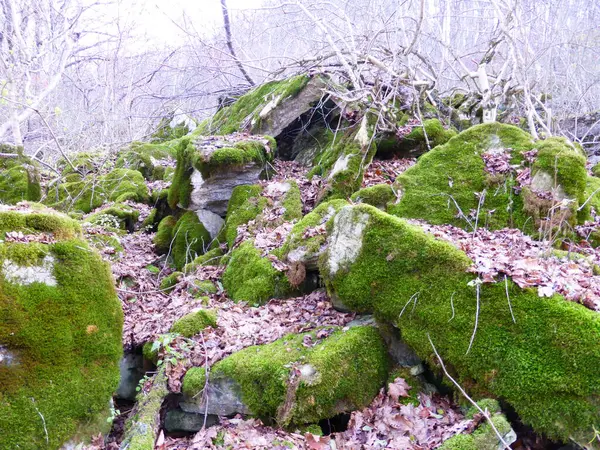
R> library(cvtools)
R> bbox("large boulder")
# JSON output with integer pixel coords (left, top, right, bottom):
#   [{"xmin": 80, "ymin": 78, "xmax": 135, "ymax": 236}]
[
  {"xmin": 319, "ymin": 203, "xmax": 600, "ymax": 445},
  {"xmin": 168, "ymin": 135, "xmax": 274, "ymax": 217},
  {"xmin": 181, "ymin": 326, "xmax": 389, "ymax": 427},
  {"xmin": 0, "ymin": 144, "xmax": 41, "ymax": 205},
  {"xmin": 0, "ymin": 204, "xmax": 123, "ymax": 449},
  {"xmin": 389, "ymin": 123, "xmax": 594, "ymax": 235}
]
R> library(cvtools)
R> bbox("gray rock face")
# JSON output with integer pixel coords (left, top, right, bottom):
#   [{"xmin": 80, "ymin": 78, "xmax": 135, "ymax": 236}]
[
  {"xmin": 164, "ymin": 409, "xmax": 218, "ymax": 433},
  {"xmin": 115, "ymin": 353, "xmax": 145, "ymax": 401},
  {"xmin": 188, "ymin": 165, "xmax": 264, "ymax": 217},
  {"xmin": 180, "ymin": 376, "xmax": 250, "ymax": 416},
  {"xmin": 196, "ymin": 209, "xmax": 225, "ymax": 239},
  {"xmin": 252, "ymin": 77, "xmax": 328, "ymax": 138}
]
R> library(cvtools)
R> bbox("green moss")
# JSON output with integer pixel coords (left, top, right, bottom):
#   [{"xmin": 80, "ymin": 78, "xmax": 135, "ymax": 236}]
[
  {"xmin": 167, "ymin": 138, "xmax": 194, "ymax": 209},
  {"xmin": 282, "ymin": 181, "xmax": 303, "ymax": 221},
  {"xmin": 438, "ymin": 434, "xmax": 477, "ymax": 450},
  {"xmin": 57, "ymin": 152, "xmax": 103, "ymax": 177},
  {"xmin": 183, "ymin": 248, "xmax": 224, "ymax": 273},
  {"xmin": 84, "ymin": 203, "xmax": 140, "ymax": 231},
  {"xmin": 197, "ymin": 140, "xmax": 271, "ymax": 180},
  {"xmin": 280, "ymin": 199, "xmax": 348, "ymax": 262},
  {"xmin": 170, "ymin": 309, "xmax": 217, "ymax": 337},
  {"xmin": 151, "ymin": 114, "xmax": 194, "ymax": 143},
  {"xmin": 221, "ymin": 185, "xmax": 266, "ymax": 248},
  {"xmin": 115, "ymin": 141, "xmax": 177, "ymax": 180},
  {"xmin": 121, "ymin": 368, "xmax": 168, "ymax": 450},
  {"xmin": 351, "ymin": 184, "xmax": 396, "ymax": 209},
  {"xmin": 49, "ymin": 178, "xmax": 107, "ymax": 213},
  {"xmin": 389, "ymin": 123, "xmax": 535, "ymax": 230},
  {"xmin": 0, "ymin": 165, "xmax": 41, "ymax": 205},
  {"xmin": 466, "ymin": 398, "xmax": 501, "ymax": 419},
  {"xmin": 0, "ymin": 208, "xmax": 81, "ymax": 240},
  {"xmin": 100, "ymin": 168, "xmax": 149, "ymax": 203},
  {"xmin": 222, "ymin": 241, "xmax": 290, "ymax": 304},
  {"xmin": 592, "ymin": 163, "xmax": 600, "ymax": 178},
  {"xmin": 171, "ymin": 212, "xmax": 211, "ymax": 270},
  {"xmin": 86, "ymin": 232, "xmax": 124, "ymax": 257},
  {"xmin": 201, "ymin": 75, "xmax": 310, "ymax": 135},
  {"xmin": 183, "ymin": 326, "xmax": 389, "ymax": 427},
  {"xmin": 310, "ymin": 120, "xmax": 377, "ymax": 201},
  {"xmin": 404, "ymin": 119, "xmax": 457, "ymax": 152},
  {"xmin": 321, "ymin": 204, "xmax": 600, "ymax": 443},
  {"xmin": 0, "ymin": 230, "xmax": 123, "ymax": 448},
  {"xmin": 188, "ymin": 280, "xmax": 218, "ymax": 297},
  {"xmin": 153, "ymin": 215, "xmax": 177, "ymax": 254},
  {"xmin": 160, "ymin": 271, "xmax": 182, "ymax": 292}
]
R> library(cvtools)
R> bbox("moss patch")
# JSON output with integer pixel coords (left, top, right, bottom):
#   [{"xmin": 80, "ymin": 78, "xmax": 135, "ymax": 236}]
[
  {"xmin": 115, "ymin": 140, "xmax": 177, "ymax": 181},
  {"xmin": 170, "ymin": 309, "xmax": 217, "ymax": 337},
  {"xmin": 199, "ymin": 75, "xmax": 310, "ymax": 135},
  {"xmin": 154, "ymin": 215, "xmax": 178, "ymax": 254},
  {"xmin": 171, "ymin": 212, "xmax": 211, "ymax": 270},
  {"xmin": 350, "ymin": 184, "xmax": 396, "ymax": 209},
  {"xmin": 389, "ymin": 123, "xmax": 535, "ymax": 230},
  {"xmin": 221, "ymin": 185, "xmax": 266, "ymax": 248},
  {"xmin": 84, "ymin": 203, "xmax": 140, "ymax": 231},
  {"xmin": 100, "ymin": 168, "xmax": 149, "ymax": 203},
  {"xmin": 222, "ymin": 241, "xmax": 290, "ymax": 305},
  {"xmin": 182, "ymin": 326, "xmax": 389, "ymax": 427},
  {"xmin": 321, "ymin": 204, "xmax": 600, "ymax": 443},
  {"xmin": 0, "ymin": 219, "xmax": 123, "ymax": 448}
]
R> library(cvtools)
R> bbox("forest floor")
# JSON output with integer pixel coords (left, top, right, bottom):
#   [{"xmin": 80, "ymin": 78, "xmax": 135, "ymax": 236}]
[{"xmin": 87, "ymin": 159, "xmax": 597, "ymax": 450}]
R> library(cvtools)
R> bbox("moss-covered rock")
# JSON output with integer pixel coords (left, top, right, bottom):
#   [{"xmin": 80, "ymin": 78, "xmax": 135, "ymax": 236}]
[
  {"xmin": 403, "ymin": 119, "xmax": 457, "ymax": 153},
  {"xmin": 281, "ymin": 199, "xmax": 348, "ymax": 270},
  {"xmin": 170, "ymin": 309, "xmax": 217, "ymax": 337},
  {"xmin": 320, "ymin": 203, "xmax": 600, "ymax": 444},
  {"xmin": 57, "ymin": 151, "xmax": 105, "ymax": 178},
  {"xmin": 151, "ymin": 110, "xmax": 196, "ymax": 143},
  {"xmin": 592, "ymin": 163, "xmax": 600, "ymax": 178},
  {"xmin": 100, "ymin": 168, "xmax": 149, "ymax": 203},
  {"xmin": 49, "ymin": 178, "xmax": 107, "ymax": 213},
  {"xmin": 183, "ymin": 248, "xmax": 225, "ymax": 273},
  {"xmin": 84, "ymin": 203, "xmax": 140, "ymax": 232},
  {"xmin": 153, "ymin": 215, "xmax": 178, "ymax": 254},
  {"xmin": 0, "ymin": 207, "xmax": 123, "ymax": 449},
  {"xmin": 168, "ymin": 136, "xmax": 272, "ymax": 215},
  {"xmin": 159, "ymin": 271, "xmax": 182, "ymax": 292},
  {"xmin": 171, "ymin": 212, "xmax": 211, "ymax": 270},
  {"xmin": 115, "ymin": 141, "xmax": 177, "ymax": 181},
  {"xmin": 198, "ymin": 74, "xmax": 314, "ymax": 136},
  {"xmin": 222, "ymin": 241, "xmax": 290, "ymax": 304},
  {"xmin": 0, "ymin": 145, "xmax": 41, "ymax": 204},
  {"xmin": 350, "ymin": 184, "xmax": 397, "ymax": 210},
  {"xmin": 390, "ymin": 123, "xmax": 535, "ymax": 230},
  {"xmin": 309, "ymin": 116, "xmax": 377, "ymax": 201},
  {"xmin": 181, "ymin": 326, "xmax": 389, "ymax": 427}
]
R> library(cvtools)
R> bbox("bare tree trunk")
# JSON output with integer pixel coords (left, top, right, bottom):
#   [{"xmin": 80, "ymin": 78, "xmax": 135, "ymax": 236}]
[{"xmin": 220, "ymin": 0, "xmax": 255, "ymax": 86}]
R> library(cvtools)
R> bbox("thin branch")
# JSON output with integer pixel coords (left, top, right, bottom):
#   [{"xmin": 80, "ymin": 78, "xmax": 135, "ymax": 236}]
[{"xmin": 221, "ymin": 0, "xmax": 255, "ymax": 86}]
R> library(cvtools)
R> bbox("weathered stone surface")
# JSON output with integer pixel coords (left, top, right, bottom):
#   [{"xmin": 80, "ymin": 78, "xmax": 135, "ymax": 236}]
[
  {"xmin": 189, "ymin": 166, "xmax": 263, "ymax": 216},
  {"xmin": 180, "ymin": 375, "xmax": 250, "ymax": 416},
  {"xmin": 116, "ymin": 353, "xmax": 145, "ymax": 401},
  {"xmin": 195, "ymin": 209, "xmax": 225, "ymax": 239},
  {"xmin": 164, "ymin": 409, "xmax": 218, "ymax": 433}
]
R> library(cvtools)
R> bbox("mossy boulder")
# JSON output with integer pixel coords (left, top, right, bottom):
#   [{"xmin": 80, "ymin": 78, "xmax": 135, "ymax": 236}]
[
  {"xmin": 151, "ymin": 109, "xmax": 197, "ymax": 143},
  {"xmin": 57, "ymin": 151, "xmax": 106, "ymax": 178},
  {"xmin": 389, "ymin": 123, "xmax": 532, "ymax": 229},
  {"xmin": 0, "ymin": 145, "xmax": 41, "ymax": 204},
  {"xmin": 183, "ymin": 248, "xmax": 224, "ymax": 273},
  {"xmin": 84, "ymin": 203, "xmax": 140, "ymax": 232},
  {"xmin": 439, "ymin": 399, "xmax": 516, "ymax": 449},
  {"xmin": 309, "ymin": 116, "xmax": 377, "ymax": 201},
  {"xmin": 320, "ymin": 203, "xmax": 600, "ymax": 444},
  {"xmin": 170, "ymin": 309, "xmax": 217, "ymax": 337},
  {"xmin": 168, "ymin": 136, "xmax": 272, "ymax": 215},
  {"xmin": 281, "ymin": 199, "xmax": 348, "ymax": 270},
  {"xmin": 350, "ymin": 183, "xmax": 397, "ymax": 210},
  {"xmin": 115, "ymin": 141, "xmax": 177, "ymax": 181},
  {"xmin": 153, "ymin": 215, "xmax": 178, "ymax": 254},
  {"xmin": 198, "ymin": 74, "xmax": 326, "ymax": 137},
  {"xmin": 0, "ymin": 206, "xmax": 123, "ymax": 449},
  {"xmin": 171, "ymin": 212, "xmax": 211, "ymax": 270},
  {"xmin": 49, "ymin": 178, "xmax": 107, "ymax": 213},
  {"xmin": 222, "ymin": 241, "xmax": 291, "ymax": 305},
  {"xmin": 592, "ymin": 163, "xmax": 600, "ymax": 178},
  {"xmin": 100, "ymin": 168, "xmax": 149, "ymax": 203},
  {"xmin": 181, "ymin": 326, "xmax": 389, "ymax": 427}
]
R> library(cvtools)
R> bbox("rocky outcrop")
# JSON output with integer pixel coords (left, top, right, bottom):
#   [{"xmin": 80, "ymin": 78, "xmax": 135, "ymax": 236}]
[
  {"xmin": 0, "ymin": 204, "xmax": 123, "ymax": 449},
  {"xmin": 181, "ymin": 325, "xmax": 389, "ymax": 427}
]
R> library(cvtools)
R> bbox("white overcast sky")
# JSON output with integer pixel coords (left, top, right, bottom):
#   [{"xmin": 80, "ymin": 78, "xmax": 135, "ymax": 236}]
[{"xmin": 101, "ymin": 0, "xmax": 265, "ymax": 46}]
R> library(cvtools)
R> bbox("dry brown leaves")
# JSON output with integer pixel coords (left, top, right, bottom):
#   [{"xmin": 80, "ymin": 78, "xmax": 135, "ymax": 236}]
[
  {"xmin": 362, "ymin": 159, "xmax": 416, "ymax": 187},
  {"xmin": 414, "ymin": 221, "xmax": 600, "ymax": 309},
  {"xmin": 3, "ymin": 230, "xmax": 56, "ymax": 244},
  {"xmin": 270, "ymin": 160, "xmax": 322, "ymax": 212}
]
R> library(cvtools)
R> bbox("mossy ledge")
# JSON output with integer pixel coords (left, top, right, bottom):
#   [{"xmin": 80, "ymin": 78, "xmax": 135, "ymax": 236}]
[
  {"xmin": 320, "ymin": 204, "xmax": 600, "ymax": 444},
  {"xmin": 182, "ymin": 326, "xmax": 389, "ymax": 427}
]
